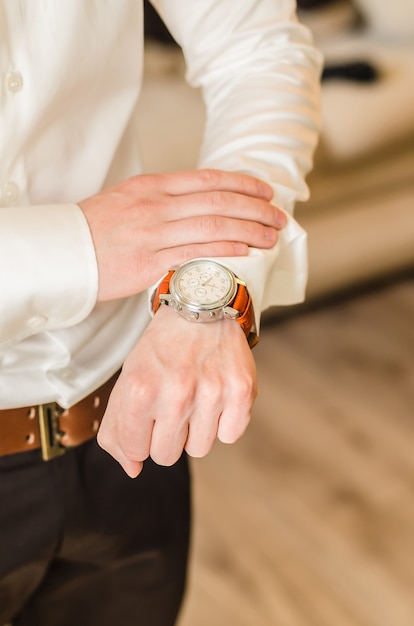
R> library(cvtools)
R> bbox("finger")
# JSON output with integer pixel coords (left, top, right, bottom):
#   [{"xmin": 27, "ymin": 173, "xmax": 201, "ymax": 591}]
[
  {"xmin": 184, "ymin": 410, "xmax": 221, "ymax": 458},
  {"xmin": 183, "ymin": 369, "xmax": 225, "ymax": 458},
  {"xmin": 216, "ymin": 371, "xmax": 257, "ymax": 444},
  {"xmin": 217, "ymin": 405, "xmax": 252, "ymax": 445},
  {"xmin": 131, "ymin": 169, "xmax": 274, "ymax": 201},
  {"xmin": 116, "ymin": 372, "xmax": 157, "ymax": 463},
  {"xmin": 155, "ymin": 214, "xmax": 279, "ymax": 251},
  {"xmin": 156, "ymin": 240, "xmax": 250, "ymax": 269},
  {"xmin": 97, "ymin": 385, "xmax": 144, "ymax": 478},
  {"xmin": 149, "ymin": 417, "xmax": 189, "ymax": 467},
  {"xmin": 113, "ymin": 448, "xmax": 144, "ymax": 479},
  {"xmin": 165, "ymin": 191, "xmax": 286, "ymax": 229}
]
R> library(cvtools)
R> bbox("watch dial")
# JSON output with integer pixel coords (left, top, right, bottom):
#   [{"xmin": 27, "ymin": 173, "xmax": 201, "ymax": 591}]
[{"xmin": 174, "ymin": 261, "xmax": 234, "ymax": 307}]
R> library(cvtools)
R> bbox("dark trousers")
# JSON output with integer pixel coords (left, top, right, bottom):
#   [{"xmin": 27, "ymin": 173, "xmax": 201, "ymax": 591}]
[{"xmin": 0, "ymin": 441, "xmax": 191, "ymax": 626}]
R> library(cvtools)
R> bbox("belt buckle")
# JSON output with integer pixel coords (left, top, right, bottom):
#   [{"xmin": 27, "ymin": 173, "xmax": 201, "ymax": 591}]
[{"xmin": 38, "ymin": 402, "xmax": 66, "ymax": 461}]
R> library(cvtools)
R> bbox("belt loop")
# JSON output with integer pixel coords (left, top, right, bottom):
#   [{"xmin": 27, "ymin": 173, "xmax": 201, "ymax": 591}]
[{"xmin": 38, "ymin": 403, "xmax": 66, "ymax": 461}]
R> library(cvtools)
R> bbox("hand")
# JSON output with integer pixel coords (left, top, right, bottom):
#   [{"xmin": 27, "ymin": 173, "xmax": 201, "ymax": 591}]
[
  {"xmin": 97, "ymin": 305, "xmax": 257, "ymax": 477},
  {"xmin": 78, "ymin": 169, "xmax": 286, "ymax": 302}
]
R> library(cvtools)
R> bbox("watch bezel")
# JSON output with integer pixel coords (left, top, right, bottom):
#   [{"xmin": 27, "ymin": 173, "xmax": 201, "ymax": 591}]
[{"xmin": 169, "ymin": 260, "xmax": 238, "ymax": 314}]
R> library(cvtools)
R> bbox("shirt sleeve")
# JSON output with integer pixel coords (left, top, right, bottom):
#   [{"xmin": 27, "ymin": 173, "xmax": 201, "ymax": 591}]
[
  {"xmin": 0, "ymin": 203, "xmax": 98, "ymax": 348},
  {"xmin": 151, "ymin": 0, "xmax": 323, "ymax": 329}
]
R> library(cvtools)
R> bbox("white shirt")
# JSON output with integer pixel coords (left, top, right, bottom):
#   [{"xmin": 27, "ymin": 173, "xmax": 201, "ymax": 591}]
[{"xmin": 0, "ymin": 0, "xmax": 322, "ymax": 409}]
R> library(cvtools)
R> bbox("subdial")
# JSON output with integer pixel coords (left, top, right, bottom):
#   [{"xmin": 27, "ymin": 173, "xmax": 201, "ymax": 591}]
[
  {"xmin": 195, "ymin": 286, "xmax": 208, "ymax": 299},
  {"xmin": 188, "ymin": 277, "xmax": 200, "ymax": 288}
]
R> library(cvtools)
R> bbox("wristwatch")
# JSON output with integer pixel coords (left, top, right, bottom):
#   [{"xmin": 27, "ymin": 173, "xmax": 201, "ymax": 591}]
[{"xmin": 152, "ymin": 259, "xmax": 258, "ymax": 348}]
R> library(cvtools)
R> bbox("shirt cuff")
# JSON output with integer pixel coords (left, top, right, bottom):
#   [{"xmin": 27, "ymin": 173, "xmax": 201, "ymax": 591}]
[
  {"xmin": 212, "ymin": 212, "xmax": 308, "ymax": 333},
  {"xmin": 0, "ymin": 204, "xmax": 98, "ymax": 347}
]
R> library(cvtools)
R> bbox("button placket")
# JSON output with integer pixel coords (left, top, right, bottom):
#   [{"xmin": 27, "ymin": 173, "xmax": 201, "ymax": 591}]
[
  {"xmin": 0, "ymin": 181, "xmax": 20, "ymax": 206},
  {"xmin": 2, "ymin": 69, "xmax": 24, "ymax": 206},
  {"xmin": 27, "ymin": 314, "xmax": 48, "ymax": 330},
  {"xmin": 5, "ymin": 71, "xmax": 24, "ymax": 94}
]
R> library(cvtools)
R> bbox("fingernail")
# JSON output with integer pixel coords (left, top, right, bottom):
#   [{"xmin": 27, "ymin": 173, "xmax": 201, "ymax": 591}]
[
  {"xmin": 260, "ymin": 182, "xmax": 274, "ymax": 199},
  {"xmin": 276, "ymin": 211, "xmax": 287, "ymax": 228}
]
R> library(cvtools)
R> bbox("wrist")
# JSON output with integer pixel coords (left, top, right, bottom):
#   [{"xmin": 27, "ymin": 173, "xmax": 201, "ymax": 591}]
[{"xmin": 152, "ymin": 260, "xmax": 258, "ymax": 348}]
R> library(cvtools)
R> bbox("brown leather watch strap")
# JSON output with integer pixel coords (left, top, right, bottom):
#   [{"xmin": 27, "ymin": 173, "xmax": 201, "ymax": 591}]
[
  {"xmin": 152, "ymin": 268, "xmax": 258, "ymax": 347},
  {"xmin": 230, "ymin": 283, "xmax": 253, "ymax": 336},
  {"xmin": 152, "ymin": 269, "xmax": 175, "ymax": 315},
  {"xmin": 230, "ymin": 284, "xmax": 258, "ymax": 348}
]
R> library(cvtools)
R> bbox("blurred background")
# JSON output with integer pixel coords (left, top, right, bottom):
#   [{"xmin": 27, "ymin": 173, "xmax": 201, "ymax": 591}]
[{"xmin": 139, "ymin": 2, "xmax": 414, "ymax": 624}]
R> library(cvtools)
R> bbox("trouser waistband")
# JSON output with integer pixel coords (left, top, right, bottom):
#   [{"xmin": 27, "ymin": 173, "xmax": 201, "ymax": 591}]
[{"xmin": 0, "ymin": 372, "xmax": 119, "ymax": 460}]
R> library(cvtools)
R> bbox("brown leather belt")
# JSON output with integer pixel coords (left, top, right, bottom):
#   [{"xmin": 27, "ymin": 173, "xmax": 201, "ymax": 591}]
[{"xmin": 0, "ymin": 372, "xmax": 119, "ymax": 461}]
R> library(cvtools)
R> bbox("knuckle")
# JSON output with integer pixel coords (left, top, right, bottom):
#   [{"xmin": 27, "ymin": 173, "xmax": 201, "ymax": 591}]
[
  {"xmin": 257, "ymin": 224, "xmax": 277, "ymax": 247},
  {"xmin": 173, "ymin": 387, "xmax": 195, "ymax": 416},
  {"xmin": 234, "ymin": 372, "xmax": 256, "ymax": 404},
  {"xmin": 129, "ymin": 172, "xmax": 154, "ymax": 189},
  {"xmin": 207, "ymin": 189, "xmax": 226, "ymax": 209},
  {"xmin": 159, "ymin": 372, "xmax": 196, "ymax": 416},
  {"xmin": 124, "ymin": 372, "xmax": 152, "ymax": 407},
  {"xmin": 121, "ymin": 441, "xmax": 149, "ymax": 463},
  {"xmin": 200, "ymin": 379, "xmax": 221, "ymax": 406},
  {"xmin": 118, "ymin": 419, "xmax": 150, "ymax": 462},
  {"xmin": 119, "ymin": 440, "xmax": 139, "ymax": 460},
  {"xmin": 197, "ymin": 168, "xmax": 220, "ymax": 187},
  {"xmin": 200, "ymin": 214, "xmax": 222, "ymax": 237}
]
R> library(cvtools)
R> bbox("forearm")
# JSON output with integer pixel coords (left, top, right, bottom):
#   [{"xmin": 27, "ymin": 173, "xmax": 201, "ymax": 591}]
[
  {"xmin": 196, "ymin": 29, "xmax": 322, "ymax": 212},
  {"xmin": 155, "ymin": 0, "xmax": 322, "ymax": 208},
  {"xmin": 154, "ymin": 0, "xmax": 322, "ymax": 317}
]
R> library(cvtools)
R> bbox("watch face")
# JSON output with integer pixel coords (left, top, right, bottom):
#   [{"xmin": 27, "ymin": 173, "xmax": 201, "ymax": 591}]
[{"xmin": 170, "ymin": 260, "xmax": 237, "ymax": 311}]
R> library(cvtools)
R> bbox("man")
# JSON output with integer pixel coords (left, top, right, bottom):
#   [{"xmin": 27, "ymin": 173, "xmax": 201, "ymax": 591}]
[{"xmin": 0, "ymin": 1, "xmax": 322, "ymax": 624}]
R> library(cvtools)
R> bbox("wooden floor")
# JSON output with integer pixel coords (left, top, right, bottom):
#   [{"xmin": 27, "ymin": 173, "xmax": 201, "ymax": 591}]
[{"xmin": 179, "ymin": 273, "xmax": 414, "ymax": 626}]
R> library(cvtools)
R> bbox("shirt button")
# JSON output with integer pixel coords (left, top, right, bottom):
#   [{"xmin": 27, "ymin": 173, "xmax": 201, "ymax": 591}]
[
  {"xmin": 0, "ymin": 182, "xmax": 20, "ymax": 206},
  {"xmin": 59, "ymin": 368, "xmax": 76, "ymax": 382},
  {"xmin": 27, "ymin": 314, "xmax": 48, "ymax": 329},
  {"xmin": 6, "ymin": 71, "xmax": 24, "ymax": 93}
]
